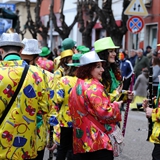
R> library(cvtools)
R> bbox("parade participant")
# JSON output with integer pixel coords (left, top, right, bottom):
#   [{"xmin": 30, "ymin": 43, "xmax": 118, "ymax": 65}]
[
  {"xmin": 37, "ymin": 47, "xmax": 54, "ymax": 73},
  {"xmin": 69, "ymin": 51, "xmax": 123, "ymax": 160},
  {"xmin": 49, "ymin": 54, "xmax": 82, "ymax": 160},
  {"xmin": 21, "ymin": 38, "xmax": 54, "ymax": 160},
  {"xmin": 0, "ymin": 33, "xmax": 54, "ymax": 160},
  {"xmin": 143, "ymin": 81, "xmax": 160, "ymax": 160},
  {"xmin": 53, "ymin": 49, "xmax": 73, "ymax": 88},
  {"xmin": 94, "ymin": 37, "xmax": 123, "ymax": 102},
  {"xmin": 21, "ymin": 38, "xmax": 41, "ymax": 65},
  {"xmin": 54, "ymin": 38, "xmax": 77, "ymax": 71}
]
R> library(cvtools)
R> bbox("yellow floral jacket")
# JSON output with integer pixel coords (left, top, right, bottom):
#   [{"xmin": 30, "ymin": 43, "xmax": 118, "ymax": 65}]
[
  {"xmin": 0, "ymin": 60, "xmax": 54, "ymax": 160},
  {"xmin": 49, "ymin": 76, "xmax": 77, "ymax": 144}
]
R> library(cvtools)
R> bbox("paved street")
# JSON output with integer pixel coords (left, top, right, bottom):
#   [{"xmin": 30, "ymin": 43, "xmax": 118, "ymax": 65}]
[{"xmin": 43, "ymin": 110, "xmax": 153, "ymax": 160}]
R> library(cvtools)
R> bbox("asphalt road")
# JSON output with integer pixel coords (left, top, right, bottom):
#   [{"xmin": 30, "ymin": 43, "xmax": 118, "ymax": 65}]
[{"xmin": 43, "ymin": 110, "xmax": 154, "ymax": 160}]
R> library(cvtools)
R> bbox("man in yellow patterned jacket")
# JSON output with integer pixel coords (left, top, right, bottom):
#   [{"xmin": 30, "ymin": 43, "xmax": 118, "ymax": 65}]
[{"xmin": 0, "ymin": 33, "xmax": 54, "ymax": 160}]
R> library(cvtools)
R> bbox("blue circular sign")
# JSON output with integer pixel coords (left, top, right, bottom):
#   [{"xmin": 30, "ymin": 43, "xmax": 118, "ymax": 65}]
[{"xmin": 127, "ymin": 16, "xmax": 144, "ymax": 34}]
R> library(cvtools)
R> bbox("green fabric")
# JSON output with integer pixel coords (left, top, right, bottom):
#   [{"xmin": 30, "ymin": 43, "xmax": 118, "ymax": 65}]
[
  {"xmin": 39, "ymin": 47, "xmax": 50, "ymax": 57},
  {"xmin": 67, "ymin": 53, "xmax": 82, "ymax": 67},
  {"xmin": 109, "ymin": 69, "xmax": 120, "ymax": 93},
  {"xmin": 77, "ymin": 45, "xmax": 86, "ymax": 51},
  {"xmin": 4, "ymin": 54, "xmax": 21, "ymax": 61},
  {"xmin": 36, "ymin": 115, "xmax": 43, "ymax": 129},
  {"xmin": 81, "ymin": 47, "xmax": 90, "ymax": 54},
  {"xmin": 94, "ymin": 37, "xmax": 119, "ymax": 53},
  {"xmin": 62, "ymin": 38, "xmax": 76, "ymax": 50}
]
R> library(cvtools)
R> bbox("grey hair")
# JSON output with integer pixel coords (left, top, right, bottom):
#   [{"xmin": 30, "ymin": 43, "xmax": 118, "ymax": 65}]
[{"xmin": 137, "ymin": 49, "xmax": 143, "ymax": 53}]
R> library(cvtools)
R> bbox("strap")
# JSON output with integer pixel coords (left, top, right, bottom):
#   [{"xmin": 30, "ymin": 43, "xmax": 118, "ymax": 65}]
[{"xmin": 0, "ymin": 65, "xmax": 29, "ymax": 125}]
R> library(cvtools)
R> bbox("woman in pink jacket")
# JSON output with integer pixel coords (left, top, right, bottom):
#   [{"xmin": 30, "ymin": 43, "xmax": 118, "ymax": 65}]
[{"xmin": 69, "ymin": 51, "xmax": 123, "ymax": 160}]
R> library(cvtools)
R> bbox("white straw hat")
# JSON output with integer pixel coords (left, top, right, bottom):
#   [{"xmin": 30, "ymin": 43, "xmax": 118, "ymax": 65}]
[
  {"xmin": 79, "ymin": 51, "xmax": 105, "ymax": 66},
  {"xmin": 21, "ymin": 38, "xmax": 41, "ymax": 55},
  {"xmin": 0, "ymin": 33, "xmax": 24, "ymax": 48}
]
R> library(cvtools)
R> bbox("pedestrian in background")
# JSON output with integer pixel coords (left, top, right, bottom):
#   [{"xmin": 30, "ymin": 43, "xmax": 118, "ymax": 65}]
[
  {"xmin": 130, "ymin": 68, "xmax": 149, "ymax": 110},
  {"xmin": 134, "ymin": 49, "xmax": 150, "ymax": 79},
  {"xmin": 152, "ymin": 56, "xmax": 160, "ymax": 97}
]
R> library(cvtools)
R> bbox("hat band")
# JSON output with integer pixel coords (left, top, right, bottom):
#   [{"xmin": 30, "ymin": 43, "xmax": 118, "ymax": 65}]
[{"xmin": 72, "ymin": 60, "xmax": 80, "ymax": 63}]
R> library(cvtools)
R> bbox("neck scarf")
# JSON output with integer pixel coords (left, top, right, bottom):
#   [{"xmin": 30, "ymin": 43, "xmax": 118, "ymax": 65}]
[{"xmin": 109, "ymin": 69, "xmax": 120, "ymax": 93}]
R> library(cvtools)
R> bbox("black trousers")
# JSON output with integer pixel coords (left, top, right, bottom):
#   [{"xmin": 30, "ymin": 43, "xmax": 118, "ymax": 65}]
[
  {"xmin": 75, "ymin": 149, "xmax": 114, "ymax": 160},
  {"xmin": 56, "ymin": 127, "xmax": 75, "ymax": 160},
  {"xmin": 152, "ymin": 144, "xmax": 160, "ymax": 160}
]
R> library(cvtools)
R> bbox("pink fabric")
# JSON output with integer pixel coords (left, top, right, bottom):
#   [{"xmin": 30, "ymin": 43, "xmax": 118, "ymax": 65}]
[
  {"xmin": 36, "ymin": 57, "xmax": 54, "ymax": 72},
  {"xmin": 69, "ymin": 78, "xmax": 121, "ymax": 154}
]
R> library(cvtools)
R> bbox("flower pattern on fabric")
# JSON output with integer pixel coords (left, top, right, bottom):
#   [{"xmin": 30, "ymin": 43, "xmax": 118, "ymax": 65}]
[
  {"xmin": 0, "ymin": 60, "xmax": 54, "ymax": 160},
  {"xmin": 48, "ymin": 76, "xmax": 77, "ymax": 144},
  {"xmin": 69, "ymin": 78, "xmax": 121, "ymax": 154}
]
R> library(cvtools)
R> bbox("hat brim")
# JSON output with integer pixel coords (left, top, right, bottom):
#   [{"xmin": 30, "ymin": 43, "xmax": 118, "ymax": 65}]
[
  {"xmin": 39, "ymin": 50, "xmax": 51, "ymax": 57},
  {"xmin": 79, "ymin": 60, "xmax": 105, "ymax": 66},
  {"xmin": 0, "ymin": 41, "xmax": 25, "ymax": 48},
  {"xmin": 67, "ymin": 63, "xmax": 80, "ymax": 67},
  {"xmin": 22, "ymin": 49, "xmax": 42, "ymax": 55}
]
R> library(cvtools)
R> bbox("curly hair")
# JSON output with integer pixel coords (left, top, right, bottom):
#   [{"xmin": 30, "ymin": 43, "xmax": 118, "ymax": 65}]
[
  {"xmin": 97, "ymin": 49, "xmax": 122, "ymax": 90},
  {"xmin": 76, "ymin": 63, "xmax": 97, "ymax": 79}
]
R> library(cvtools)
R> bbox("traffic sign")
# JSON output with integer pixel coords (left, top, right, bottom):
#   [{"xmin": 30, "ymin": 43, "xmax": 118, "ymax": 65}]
[
  {"xmin": 124, "ymin": 0, "xmax": 148, "ymax": 16},
  {"xmin": 127, "ymin": 16, "xmax": 144, "ymax": 34}
]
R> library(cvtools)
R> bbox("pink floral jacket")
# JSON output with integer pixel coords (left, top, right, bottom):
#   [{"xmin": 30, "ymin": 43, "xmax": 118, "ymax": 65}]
[{"xmin": 69, "ymin": 78, "xmax": 121, "ymax": 154}]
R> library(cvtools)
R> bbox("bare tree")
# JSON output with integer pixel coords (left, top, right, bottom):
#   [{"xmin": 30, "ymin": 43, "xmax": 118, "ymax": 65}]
[
  {"xmin": 97, "ymin": 0, "xmax": 130, "ymax": 46},
  {"xmin": 15, "ymin": 9, "xmax": 27, "ymax": 39},
  {"xmin": 76, "ymin": 0, "xmax": 130, "ymax": 48},
  {"xmin": 77, "ymin": 0, "xmax": 98, "ymax": 48},
  {"xmin": 51, "ymin": 0, "xmax": 79, "ymax": 40},
  {"xmin": 25, "ymin": 0, "xmax": 49, "ymax": 46}
]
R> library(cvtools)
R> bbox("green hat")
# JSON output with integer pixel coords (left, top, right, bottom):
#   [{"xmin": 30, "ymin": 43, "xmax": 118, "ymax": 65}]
[
  {"xmin": 81, "ymin": 47, "xmax": 90, "ymax": 54},
  {"xmin": 62, "ymin": 38, "xmax": 76, "ymax": 50},
  {"xmin": 77, "ymin": 45, "xmax": 86, "ymax": 51},
  {"xmin": 67, "ymin": 53, "xmax": 82, "ymax": 67},
  {"xmin": 39, "ymin": 47, "xmax": 51, "ymax": 57},
  {"xmin": 94, "ymin": 37, "xmax": 119, "ymax": 53}
]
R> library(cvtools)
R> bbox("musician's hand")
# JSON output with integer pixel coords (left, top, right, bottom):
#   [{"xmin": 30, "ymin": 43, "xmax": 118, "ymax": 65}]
[
  {"xmin": 145, "ymin": 107, "xmax": 153, "ymax": 118},
  {"xmin": 127, "ymin": 91, "xmax": 134, "ymax": 100},
  {"xmin": 47, "ymin": 143, "xmax": 57, "ymax": 151},
  {"xmin": 116, "ymin": 84, "xmax": 123, "ymax": 95},
  {"xmin": 142, "ymin": 99, "xmax": 149, "ymax": 110}
]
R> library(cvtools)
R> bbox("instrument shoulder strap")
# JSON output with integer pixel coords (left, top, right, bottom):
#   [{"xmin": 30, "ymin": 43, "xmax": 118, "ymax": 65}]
[{"xmin": 0, "ymin": 65, "xmax": 29, "ymax": 125}]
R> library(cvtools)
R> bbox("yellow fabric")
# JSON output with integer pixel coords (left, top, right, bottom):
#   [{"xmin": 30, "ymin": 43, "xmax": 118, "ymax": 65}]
[
  {"xmin": 0, "ymin": 60, "xmax": 54, "ymax": 160},
  {"xmin": 130, "ymin": 96, "xmax": 146, "ymax": 109},
  {"xmin": 53, "ymin": 56, "xmax": 61, "ymax": 71}
]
